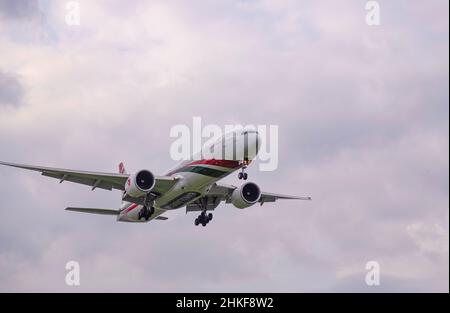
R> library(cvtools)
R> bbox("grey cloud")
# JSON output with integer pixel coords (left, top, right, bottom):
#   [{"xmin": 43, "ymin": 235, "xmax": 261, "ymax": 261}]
[
  {"xmin": 0, "ymin": 71, "xmax": 24, "ymax": 107},
  {"xmin": 0, "ymin": 0, "xmax": 39, "ymax": 19}
]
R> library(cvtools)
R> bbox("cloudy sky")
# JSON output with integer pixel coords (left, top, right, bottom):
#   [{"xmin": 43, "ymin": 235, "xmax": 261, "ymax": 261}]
[{"xmin": 0, "ymin": 0, "xmax": 448, "ymax": 292}]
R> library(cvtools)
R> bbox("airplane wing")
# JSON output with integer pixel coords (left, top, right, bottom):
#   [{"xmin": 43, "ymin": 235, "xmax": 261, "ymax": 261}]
[
  {"xmin": 210, "ymin": 182, "xmax": 310, "ymax": 202},
  {"xmin": 66, "ymin": 207, "xmax": 120, "ymax": 215},
  {"xmin": 186, "ymin": 182, "xmax": 311, "ymax": 211},
  {"xmin": 0, "ymin": 161, "xmax": 178, "ymax": 196},
  {"xmin": 256, "ymin": 191, "xmax": 312, "ymax": 202},
  {"xmin": 66, "ymin": 207, "xmax": 169, "ymax": 220}
]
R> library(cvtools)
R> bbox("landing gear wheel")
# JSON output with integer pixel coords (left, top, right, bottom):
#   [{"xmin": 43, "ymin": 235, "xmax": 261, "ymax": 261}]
[
  {"xmin": 195, "ymin": 211, "xmax": 212, "ymax": 227},
  {"xmin": 238, "ymin": 172, "xmax": 243, "ymax": 180},
  {"xmin": 146, "ymin": 207, "xmax": 154, "ymax": 220},
  {"xmin": 243, "ymin": 173, "xmax": 248, "ymax": 180},
  {"xmin": 139, "ymin": 206, "xmax": 154, "ymax": 221},
  {"xmin": 195, "ymin": 196, "xmax": 214, "ymax": 227},
  {"xmin": 139, "ymin": 193, "xmax": 156, "ymax": 221}
]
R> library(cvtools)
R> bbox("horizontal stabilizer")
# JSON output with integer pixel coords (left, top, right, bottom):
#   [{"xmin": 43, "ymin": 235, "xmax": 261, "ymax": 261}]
[
  {"xmin": 66, "ymin": 207, "xmax": 120, "ymax": 215},
  {"xmin": 155, "ymin": 216, "xmax": 168, "ymax": 220}
]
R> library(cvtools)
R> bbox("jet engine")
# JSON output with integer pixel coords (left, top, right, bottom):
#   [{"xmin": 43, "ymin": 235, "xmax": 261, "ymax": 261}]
[
  {"xmin": 231, "ymin": 182, "xmax": 261, "ymax": 209},
  {"xmin": 124, "ymin": 170, "xmax": 155, "ymax": 198}
]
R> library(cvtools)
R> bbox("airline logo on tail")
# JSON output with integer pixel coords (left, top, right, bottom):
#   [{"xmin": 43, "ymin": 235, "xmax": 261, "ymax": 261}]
[{"xmin": 118, "ymin": 162, "xmax": 126, "ymax": 175}]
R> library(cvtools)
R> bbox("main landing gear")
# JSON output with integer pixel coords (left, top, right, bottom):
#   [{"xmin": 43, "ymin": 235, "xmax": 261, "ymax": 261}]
[
  {"xmin": 138, "ymin": 205, "xmax": 155, "ymax": 221},
  {"xmin": 195, "ymin": 211, "xmax": 213, "ymax": 227},
  {"xmin": 194, "ymin": 197, "xmax": 213, "ymax": 227},
  {"xmin": 138, "ymin": 193, "xmax": 155, "ymax": 221},
  {"xmin": 238, "ymin": 159, "xmax": 249, "ymax": 180}
]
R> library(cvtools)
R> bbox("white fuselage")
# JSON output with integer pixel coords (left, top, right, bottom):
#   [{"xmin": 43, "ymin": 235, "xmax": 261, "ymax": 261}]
[{"xmin": 117, "ymin": 129, "xmax": 260, "ymax": 222}]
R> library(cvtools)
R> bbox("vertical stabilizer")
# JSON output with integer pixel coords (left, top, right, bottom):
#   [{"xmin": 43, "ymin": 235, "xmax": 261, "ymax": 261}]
[
  {"xmin": 118, "ymin": 162, "xmax": 128, "ymax": 205},
  {"xmin": 118, "ymin": 162, "xmax": 127, "ymax": 175}
]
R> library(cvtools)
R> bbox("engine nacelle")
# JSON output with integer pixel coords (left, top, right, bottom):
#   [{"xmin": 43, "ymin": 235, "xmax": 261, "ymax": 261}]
[
  {"xmin": 231, "ymin": 182, "xmax": 261, "ymax": 209},
  {"xmin": 124, "ymin": 170, "xmax": 156, "ymax": 198}
]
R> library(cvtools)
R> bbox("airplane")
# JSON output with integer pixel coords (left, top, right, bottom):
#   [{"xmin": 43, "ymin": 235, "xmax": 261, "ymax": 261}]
[{"xmin": 0, "ymin": 129, "xmax": 311, "ymax": 227}]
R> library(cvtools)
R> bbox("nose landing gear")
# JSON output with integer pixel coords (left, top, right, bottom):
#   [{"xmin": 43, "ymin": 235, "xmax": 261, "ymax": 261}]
[
  {"xmin": 238, "ymin": 172, "xmax": 248, "ymax": 180},
  {"xmin": 238, "ymin": 159, "xmax": 249, "ymax": 180}
]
